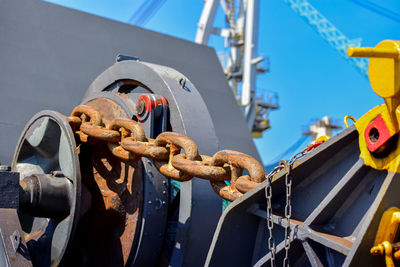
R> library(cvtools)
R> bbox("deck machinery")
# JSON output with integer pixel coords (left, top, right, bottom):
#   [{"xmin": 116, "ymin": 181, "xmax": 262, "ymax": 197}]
[{"xmin": 1, "ymin": 38, "xmax": 400, "ymax": 267}]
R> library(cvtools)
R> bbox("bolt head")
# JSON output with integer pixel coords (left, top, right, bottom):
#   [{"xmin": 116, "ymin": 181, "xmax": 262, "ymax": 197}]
[{"xmin": 137, "ymin": 99, "xmax": 146, "ymax": 115}]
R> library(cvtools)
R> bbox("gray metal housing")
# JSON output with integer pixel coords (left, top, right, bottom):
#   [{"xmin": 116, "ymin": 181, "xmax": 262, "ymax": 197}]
[
  {"xmin": 0, "ymin": 0, "xmax": 260, "ymax": 166},
  {"xmin": 206, "ymin": 126, "xmax": 398, "ymax": 266},
  {"xmin": 82, "ymin": 59, "xmax": 222, "ymax": 266}
]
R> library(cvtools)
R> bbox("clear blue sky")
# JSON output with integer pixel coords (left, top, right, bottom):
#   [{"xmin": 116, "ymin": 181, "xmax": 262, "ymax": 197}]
[{"xmin": 45, "ymin": 0, "xmax": 400, "ymax": 164}]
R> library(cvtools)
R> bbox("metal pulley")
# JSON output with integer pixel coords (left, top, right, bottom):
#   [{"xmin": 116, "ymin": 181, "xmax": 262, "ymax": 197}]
[
  {"xmin": 12, "ymin": 110, "xmax": 81, "ymax": 266},
  {"xmin": 76, "ymin": 56, "xmax": 222, "ymax": 266}
]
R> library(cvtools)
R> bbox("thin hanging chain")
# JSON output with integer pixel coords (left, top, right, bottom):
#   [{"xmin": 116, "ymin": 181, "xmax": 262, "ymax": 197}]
[
  {"xmin": 265, "ymin": 149, "xmax": 307, "ymax": 267},
  {"xmin": 283, "ymin": 148, "xmax": 307, "ymax": 267},
  {"xmin": 265, "ymin": 161, "xmax": 285, "ymax": 267},
  {"xmin": 283, "ymin": 162, "xmax": 292, "ymax": 267}
]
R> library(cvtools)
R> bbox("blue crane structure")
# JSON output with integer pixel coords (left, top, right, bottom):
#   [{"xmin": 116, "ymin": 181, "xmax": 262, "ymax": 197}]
[{"xmin": 284, "ymin": 0, "xmax": 369, "ymax": 78}]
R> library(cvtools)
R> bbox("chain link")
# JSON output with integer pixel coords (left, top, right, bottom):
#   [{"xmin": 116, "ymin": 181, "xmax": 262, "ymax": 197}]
[
  {"xmin": 264, "ymin": 148, "xmax": 308, "ymax": 267},
  {"xmin": 283, "ymin": 148, "xmax": 307, "ymax": 267},
  {"xmin": 69, "ymin": 104, "xmax": 317, "ymax": 265},
  {"xmin": 68, "ymin": 105, "xmax": 266, "ymax": 202},
  {"xmin": 265, "ymin": 161, "xmax": 285, "ymax": 267}
]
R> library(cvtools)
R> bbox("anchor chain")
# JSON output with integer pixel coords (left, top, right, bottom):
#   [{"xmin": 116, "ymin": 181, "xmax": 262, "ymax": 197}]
[{"xmin": 67, "ymin": 104, "xmax": 266, "ymax": 202}]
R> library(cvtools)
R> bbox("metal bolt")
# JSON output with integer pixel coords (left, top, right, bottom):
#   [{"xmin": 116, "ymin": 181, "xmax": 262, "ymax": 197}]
[
  {"xmin": 155, "ymin": 198, "xmax": 163, "ymax": 210},
  {"xmin": 137, "ymin": 99, "xmax": 146, "ymax": 115},
  {"xmin": 148, "ymin": 201, "xmax": 152, "ymax": 204},
  {"xmin": 179, "ymin": 78, "xmax": 186, "ymax": 88},
  {"xmin": 162, "ymin": 190, "xmax": 166, "ymax": 194}
]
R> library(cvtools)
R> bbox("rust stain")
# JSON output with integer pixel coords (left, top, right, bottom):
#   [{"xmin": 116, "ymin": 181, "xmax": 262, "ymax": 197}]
[
  {"xmin": 314, "ymin": 231, "xmax": 354, "ymax": 249},
  {"xmin": 63, "ymin": 98, "xmax": 143, "ymax": 266}
]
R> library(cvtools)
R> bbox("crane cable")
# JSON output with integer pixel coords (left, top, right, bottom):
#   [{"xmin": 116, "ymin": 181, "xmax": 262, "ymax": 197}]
[
  {"xmin": 348, "ymin": 0, "xmax": 400, "ymax": 24},
  {"xmin": 128, "ymin": 0, "xmax": 167, "ymax": 26}
]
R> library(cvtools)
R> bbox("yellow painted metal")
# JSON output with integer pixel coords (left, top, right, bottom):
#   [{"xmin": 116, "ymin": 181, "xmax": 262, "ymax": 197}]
[
  {"xmin": 372, "ymin": 207, "xmax": 400, "ymax": 245},
  {"xmin": 343, "ymin": 115, "xmax": 356, "ymax": 128},
  {"xmin": 348, "ymin": 40, "xmax": 400, "ymax": 172},
  {"xmin": 348, "ymin": 40, "xmax": 400, "ymax": 128},
  {"xmin": 354, "ymin": 104, "xmax": 400, "ymax": 172},
  {"xmin": 251, "ymin": 131, "xmax": 262, "ymax": 138},
  {"xmin": 370, "ymin": 207, "xmax": 400, "ymax": 266},
  {"xmin": 370, "ymin": 241, "xmax": 395, "ymax": 267},
  {"xmin": 349, "ymin": 40, "xmax": 400, "ymax": 266},
  {"xmin": 315, "ymin": 135, "xmax": 330, "ymax": 142},
  {"xmin": 347, "ymin": 40, "xmax": 400, "ymax": 99}
]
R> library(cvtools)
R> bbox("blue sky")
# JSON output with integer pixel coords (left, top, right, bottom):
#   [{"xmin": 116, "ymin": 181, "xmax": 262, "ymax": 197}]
[{"xmin": 45, "ymin": 0, "xmax": 400, "ymax": 164}]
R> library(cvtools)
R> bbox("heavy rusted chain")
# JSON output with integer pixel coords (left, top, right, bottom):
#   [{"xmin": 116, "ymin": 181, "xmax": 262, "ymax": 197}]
[
  {"xmin": 107, "ymin": 143, "xmax": 135, "ymax": 161},
  {"xmin": 171, "ymin": 154, "xmax": 230, "ymax": 182},
  {"xmin": 108, "ymin": 118, "xmax": 147, "ymax": 142},
  {"xmin": 121, "ymin": 138, "xmax": 169, "ymax": 160},
  {"xmin": 235, "ymin": 175, "xmax": 260, "ymax": 193},
  {"xmin": 210, "ymin": 164, "xmax": 243, "ymax": 202},
  {"xmin": 69, "ymin": 105, "xmax": 106, "ymax": 143},
  {"xmin": 106, "ymin": 118, "xmax": 147, "ymax": 161},
  {"xmin": 210, "ymin": 150, "xmax": 265, "ymax": 201},
  {"xmin": 68, "ymin": 106, "xmax": 267, "ymax": 201},
  {"xmin": 154, "ymin": 132, "xmax": 200, "ymax": 181},
  {"xmin": 80, "ymin": 124, "xmax": 120, "ymax": 142},
  {"xmin": 70, "ymin": 105, "xmax": 103, "ymax": 126}
]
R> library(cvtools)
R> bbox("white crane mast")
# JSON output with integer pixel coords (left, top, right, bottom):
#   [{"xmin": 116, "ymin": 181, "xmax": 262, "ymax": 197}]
[{"xmin": 196, "ymin": 0, "xmax": 277, "ymax": 137}]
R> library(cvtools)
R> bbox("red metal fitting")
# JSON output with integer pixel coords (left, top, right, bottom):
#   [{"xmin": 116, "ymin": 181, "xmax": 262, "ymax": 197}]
[
  {"xmin": 306, "ymin": 141, "xmax": 325, "ymax": 152},
  {"xmin": 364, "ymin": 115, "xmax": 392, "ymax": 153},
  {"xmin": 136, "ymin": 95, "xmax": 168, "ymax": 122}
]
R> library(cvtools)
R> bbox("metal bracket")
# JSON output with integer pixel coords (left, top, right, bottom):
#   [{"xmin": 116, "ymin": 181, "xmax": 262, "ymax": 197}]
[
  {"xmin": 9, "ymin": 231, "xmax": 20, "ymax": 253},
  {"xmin": 0, "ymin": 209, "xmax": 32, "ymax": 267},
  {"xmin": 206, "ymin": 126, "xmax": 400, "ymax": 266}
]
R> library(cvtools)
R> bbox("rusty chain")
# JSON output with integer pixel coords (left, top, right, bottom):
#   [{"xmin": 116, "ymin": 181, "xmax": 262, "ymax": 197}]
[
  {"xmin": 70, "ymin": 104, "xmax": 316, "ymax": 265},
  {"xmin": 67, "ymin": 105, "xmax": 266, "ymax": 202}
]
